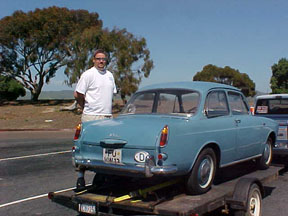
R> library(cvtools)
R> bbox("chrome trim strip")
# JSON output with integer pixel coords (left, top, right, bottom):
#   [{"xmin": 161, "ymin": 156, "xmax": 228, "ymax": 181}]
[{"xmin": 220, "ymin": 154, "xmax": 262, "ymax": 168}]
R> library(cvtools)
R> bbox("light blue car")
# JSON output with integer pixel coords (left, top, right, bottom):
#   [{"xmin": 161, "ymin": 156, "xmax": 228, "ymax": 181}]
[{"xmin": 72, "ymin": 81, "xmax": 278, "ymax": 195}]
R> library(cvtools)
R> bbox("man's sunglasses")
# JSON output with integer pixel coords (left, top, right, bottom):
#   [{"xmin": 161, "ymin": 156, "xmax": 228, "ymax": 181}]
[{"xmin": 95, "ymin": 58, "xmax": 107, "ymax": 61}]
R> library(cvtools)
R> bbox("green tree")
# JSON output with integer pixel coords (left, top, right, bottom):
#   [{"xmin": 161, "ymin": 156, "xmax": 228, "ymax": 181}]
[
  {"xmin": 193, "ymin": 64, "xmax": 256, "ymax": 97},
  {"xmin": 64, "ymin": 28, "xmax": 154, "ymax": 104},
  {"xmin": 107, "ymin": 28, "xmax": 153, "ymax": 103},
  {"xmin": 0, "ymin": 7, "xmax": 103, "ymax": 101},
  {"xmin": 0, "ymin": 7, "xmax": 153, "ymax": 102},
  {"xmin": 0, "ymin": 75, "xmax": 26, "ymax": 100},
  {"xmin": 270, "ymin": 58, "xmax": 288, "ymax": 93}
]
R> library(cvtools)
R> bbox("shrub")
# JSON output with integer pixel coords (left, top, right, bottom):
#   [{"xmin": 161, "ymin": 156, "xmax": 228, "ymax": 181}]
[{"xmin": 0, "ymin": 75, "xmax": 26, "ymax": 100}]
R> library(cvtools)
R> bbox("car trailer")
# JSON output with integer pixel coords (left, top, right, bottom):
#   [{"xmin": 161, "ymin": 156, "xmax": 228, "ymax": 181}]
[{"xmin": 48, "ymin": 165, "xmax": 281, "ymax": 216}]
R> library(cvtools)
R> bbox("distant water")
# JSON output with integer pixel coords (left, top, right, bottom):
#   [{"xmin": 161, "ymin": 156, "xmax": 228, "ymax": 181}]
[
  {"xmin": 18, "ymin": 90, "xmax": 75, "ymax": 100},
  {"xmin": 18, "ymin": 90, "xmax": 122, "ymax": 100}
]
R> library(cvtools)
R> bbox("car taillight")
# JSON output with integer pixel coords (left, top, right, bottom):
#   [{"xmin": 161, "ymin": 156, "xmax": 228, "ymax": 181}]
[
  {"xmin": 159, "ymin": 125, "xmax": 169, "ymax": 147},
  {"xmin": 250, "ymin": 106, "xmax": 255, "ymax": 115},
  {"xmin": 74, "ymin": 123, "xmax": 82, "ymax": 140},
  {"xmin": 158, "ymin": 153, "xmax": 168, "ymax": 160}
]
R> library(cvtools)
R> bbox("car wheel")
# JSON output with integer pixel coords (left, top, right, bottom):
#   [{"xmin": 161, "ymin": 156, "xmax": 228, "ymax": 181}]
[
  {"xmin": 186, "ymin": 148, "xmax": 216, "ymax": 195},
  {"xmin": 257, "ymin": 138, "xmax": 272, "ymax": 170}
]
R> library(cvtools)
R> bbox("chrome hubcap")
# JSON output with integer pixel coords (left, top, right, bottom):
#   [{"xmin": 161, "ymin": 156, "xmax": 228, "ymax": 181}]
[
  {"xmin": 263, "ymin": 142, "xmax": 271, "ymax": 164},
  {"xmin": 249, "ymin": 191, "xmax": 261, "ymax": 216},
  {"xmin": 198, "ymin": 156, "xmax": 213, "ymax": 188}
]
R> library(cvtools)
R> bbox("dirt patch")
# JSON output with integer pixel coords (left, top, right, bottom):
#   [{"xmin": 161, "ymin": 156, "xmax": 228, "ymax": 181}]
[{"xmin": 0, "ymin": 100, "xmax": 124, "ymax": 130}]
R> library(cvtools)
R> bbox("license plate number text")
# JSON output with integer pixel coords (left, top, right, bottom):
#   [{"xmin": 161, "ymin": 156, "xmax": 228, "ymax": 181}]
[
  {"xmin": 103, "ymin": 148, "xmax": 122, "ymax": 164},
  {"xmin": 79, "ymin": 203, "xmax": 96, "ymax": 215}
]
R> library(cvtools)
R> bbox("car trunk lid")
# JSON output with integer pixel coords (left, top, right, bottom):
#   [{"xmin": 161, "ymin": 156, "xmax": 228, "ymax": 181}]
[{"xmin": 80, "ymin": 114, "xmax": 186, "ymax": 149}]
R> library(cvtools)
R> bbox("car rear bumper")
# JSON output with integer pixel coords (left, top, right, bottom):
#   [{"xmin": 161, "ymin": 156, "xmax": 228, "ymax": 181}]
[
  {"xmin": 73, "ymin": 155, "xmax": 178, "ymax": 177},
  {"xmin": 273, "ymin": 148, "xmax": 288, "ymax": 155},
  {"xmin": 273, "ymin": 141, "xmax": 288, "ymax": 155}
]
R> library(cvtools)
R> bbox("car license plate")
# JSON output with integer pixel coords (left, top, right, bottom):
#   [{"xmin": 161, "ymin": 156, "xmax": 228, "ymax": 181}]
[
  {"xmin": 103, "ymin": 148, "xmax": 122, "ymax": 164},
  {"xmin": 79, "ymin": 203, "xmax": 96, "ymax": 215}
]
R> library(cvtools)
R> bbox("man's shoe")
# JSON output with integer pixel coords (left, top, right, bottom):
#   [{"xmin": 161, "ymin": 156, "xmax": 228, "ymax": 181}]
[{"xmin": 74, "ymin": 177, "xmax": 86, "ymax": 192}]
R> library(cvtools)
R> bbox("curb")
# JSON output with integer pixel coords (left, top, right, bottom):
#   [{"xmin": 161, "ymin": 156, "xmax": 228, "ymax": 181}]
[{"xmin": 0, "ymin": 128, "xmax": 74, "ymax": 132}]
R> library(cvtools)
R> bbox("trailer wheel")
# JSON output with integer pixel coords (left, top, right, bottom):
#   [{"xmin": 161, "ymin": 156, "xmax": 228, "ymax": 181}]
[
  {"xmin": 257, "ymin": 137, "xmax": 272, "ymax": 170},
  {"xmin": 186, "ymin": 148, "xmax": 216, "ymax": 195},
  {"xmin": 234, "ymin": 183, "xmax": 262, "ymax": 216}
]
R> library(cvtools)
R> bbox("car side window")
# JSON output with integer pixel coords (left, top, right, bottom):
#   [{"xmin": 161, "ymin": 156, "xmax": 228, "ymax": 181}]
[
  {"xmin": 205, "ymin": 91, "xmax": 229, "ymax": 117},
  {"xmin": 228, "ymin": 92, "xmax": 249, "ymax": 115}
]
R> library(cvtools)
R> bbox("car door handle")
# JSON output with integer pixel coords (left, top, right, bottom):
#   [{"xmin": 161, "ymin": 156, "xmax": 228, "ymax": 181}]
[{"xmin": 235, "ymin": 119, "xmax": 241, "ymax": 124}]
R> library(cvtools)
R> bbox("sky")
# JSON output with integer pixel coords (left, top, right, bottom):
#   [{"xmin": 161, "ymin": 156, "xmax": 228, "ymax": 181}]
[{"xmin": 1, "ymin": 0, "xmax": 288, "ymax": 93}]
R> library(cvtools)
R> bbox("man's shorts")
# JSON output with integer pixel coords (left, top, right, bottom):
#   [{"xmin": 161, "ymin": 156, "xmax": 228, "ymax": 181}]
[{"xmin": 81, "ymin": 114, "xmax": 112, "ymax": 122}]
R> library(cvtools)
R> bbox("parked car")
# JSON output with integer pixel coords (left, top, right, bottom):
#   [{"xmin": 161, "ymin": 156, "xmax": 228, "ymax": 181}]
[
  {"xmin": 254, "ymin": 94, "xmax": 288, "ymax": 155},
  {"xmin": 72, "ymin": 81, "xmax": 278, "ymax": 195}
]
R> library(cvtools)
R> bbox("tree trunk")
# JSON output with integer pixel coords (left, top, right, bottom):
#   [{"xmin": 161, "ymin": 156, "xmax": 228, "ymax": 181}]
[
  {"xmin": 30, "ymin": 91, "xmax": 41, "ymax": 101},
  {"xmin": 121, "ymin": 93, "xmax": 127, "ymax": 105},
  {"xmin": 30, "ymin": 81, "xmax": 44, "ymax": 102}
]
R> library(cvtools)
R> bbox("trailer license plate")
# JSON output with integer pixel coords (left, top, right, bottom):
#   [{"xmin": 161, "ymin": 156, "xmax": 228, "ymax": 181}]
[
  {"xmin": 103, "ymin": 148, "xmax": 122, "ymax": 164},
  {"xmin": 79, "ymin": 203, "xmax": 96, "ymax": 215}
]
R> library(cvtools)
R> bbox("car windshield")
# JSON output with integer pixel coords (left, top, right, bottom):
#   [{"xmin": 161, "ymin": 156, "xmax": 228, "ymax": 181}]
[
  {"xmin": 122, "ymin": 89, "xmax": 200, "ymax": 115},
  {"xmin": 255, "ymin": 98, "xmax": 288, "ymax": 114}
]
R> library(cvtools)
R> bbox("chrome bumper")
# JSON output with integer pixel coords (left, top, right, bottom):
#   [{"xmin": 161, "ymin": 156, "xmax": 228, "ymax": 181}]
[
  {"xmin": 273, "ymin": 147, "xmax": 288, "ymax": 155},
  {"xmin": 273, "ymin": 141, "xmax": 288, "ymax": 155},
  {"xmin": 73, "ymin": 155, "xmax": 178, "ymax": 177}
]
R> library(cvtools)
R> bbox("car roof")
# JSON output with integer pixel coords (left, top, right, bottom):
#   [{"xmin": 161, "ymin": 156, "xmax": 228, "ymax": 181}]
[
  {"xmin": 138, "ymin": 81, "xmax": 240, "ymax": 93},
  {"xmin": 256, "ymin": 94, "xmax": 288, "ymax": 99}
]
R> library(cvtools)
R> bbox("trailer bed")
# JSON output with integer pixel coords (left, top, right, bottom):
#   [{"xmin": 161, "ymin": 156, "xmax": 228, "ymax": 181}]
[{"xmin": 49, "ymin": 165, "xmax": 281, "ymax": 216}]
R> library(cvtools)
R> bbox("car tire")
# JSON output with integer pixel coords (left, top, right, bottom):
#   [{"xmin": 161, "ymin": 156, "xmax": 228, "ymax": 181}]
[
  {"xmin": 257, "ymin": 138, "xmax": 272, "ymax": 170},
  {"xmin": 233, "ymin": 183, "xmax": 262, "ymax": 216},
  {"xmin": 186, "ymin": 148, "xmax": 216, "ymax": 195}
]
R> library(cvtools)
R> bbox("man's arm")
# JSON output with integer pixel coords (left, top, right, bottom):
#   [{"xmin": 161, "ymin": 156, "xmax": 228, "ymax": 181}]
[{"xmin": 74, "ymin": 91, "xmax": 85, "ymax": 110}]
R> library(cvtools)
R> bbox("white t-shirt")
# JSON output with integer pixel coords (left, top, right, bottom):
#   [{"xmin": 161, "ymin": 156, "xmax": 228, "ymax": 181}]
[{"xmin": 75, "ymin": 67, "xmax": 117, "ymax": 116}]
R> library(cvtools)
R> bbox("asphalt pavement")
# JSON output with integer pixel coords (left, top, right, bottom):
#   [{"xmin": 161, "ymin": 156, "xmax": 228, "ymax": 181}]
[
  {"xmin": 0, "ymin": 130, "xmax": 288, "ymax": 215},
  {"xmin": 0, "ymin": 130, "xmax": 93, "ymax": 216},
  {"xmin": 262, "ymin": 161, "xmax": 288, "ymax": 216}
]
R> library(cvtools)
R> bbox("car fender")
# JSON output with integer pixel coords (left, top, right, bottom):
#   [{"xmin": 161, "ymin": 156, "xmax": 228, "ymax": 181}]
[{"xmin": 187, "ymin": 141, "xmax": 221, "ymax": 173}]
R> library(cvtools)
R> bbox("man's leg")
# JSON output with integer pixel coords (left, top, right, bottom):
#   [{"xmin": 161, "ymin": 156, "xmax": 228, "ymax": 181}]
[
  {"xmin": 75, "ymin": 168, "xmax": 86, "ymax": 191},
  {"xmin": 74, "ymin": 113, "xmax": 92, "ymax": 192},
  {"xmin": 75, "ymin": 114, "xmax": 112, "ymax": 191}
]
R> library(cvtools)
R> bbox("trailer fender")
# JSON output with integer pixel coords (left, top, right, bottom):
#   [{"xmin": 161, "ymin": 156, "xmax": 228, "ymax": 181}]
[{"xmin": 226, "ymin": 177, "xmax": 264, "ymax": 211}]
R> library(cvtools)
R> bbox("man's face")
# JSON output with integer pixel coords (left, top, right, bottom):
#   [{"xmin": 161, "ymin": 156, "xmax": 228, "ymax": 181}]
[{"xmin": 93, "ymin": 53, "xmax": 107, "ymax": 70}]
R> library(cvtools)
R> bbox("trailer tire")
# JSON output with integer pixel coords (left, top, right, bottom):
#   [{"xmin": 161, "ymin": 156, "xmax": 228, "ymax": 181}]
[
  {"xmin": 186, "ymin": 148, "xmax": 216, "ymax": 195},
  {"xmin": 257, "ymin": 137, "xmax": 272, "ymax": 170},
  {"xmin": 234, "ymin": 183, "xmax": 262, "ymax": 216}
]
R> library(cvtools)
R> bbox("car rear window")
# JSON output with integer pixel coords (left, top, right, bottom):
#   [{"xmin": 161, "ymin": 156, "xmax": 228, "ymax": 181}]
[
  {"xmin": 122, "ymin": 90, "xmax": 200, "ymax": 115},
  {"xmin": 255, "ymin": 98, "xmax": 288, "ymax": 114}
]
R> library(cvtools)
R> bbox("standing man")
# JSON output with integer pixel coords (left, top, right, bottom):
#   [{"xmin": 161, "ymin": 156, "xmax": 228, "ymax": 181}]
[{"xmin": 74, "ymin": 49, "xmax": 117, "ymax": 191}]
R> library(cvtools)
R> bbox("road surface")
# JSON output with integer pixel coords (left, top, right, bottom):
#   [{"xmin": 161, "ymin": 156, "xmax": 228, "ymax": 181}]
[{"xmin": 0, "ymin": 130, "xmax": 287, "ymax": 215}]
